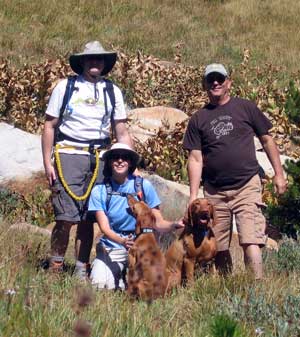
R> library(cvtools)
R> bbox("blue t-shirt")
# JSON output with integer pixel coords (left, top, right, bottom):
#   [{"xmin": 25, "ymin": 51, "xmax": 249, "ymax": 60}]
[{"xmin": 88, "ymin": 175, "xmax": 160, "ymax": 249}]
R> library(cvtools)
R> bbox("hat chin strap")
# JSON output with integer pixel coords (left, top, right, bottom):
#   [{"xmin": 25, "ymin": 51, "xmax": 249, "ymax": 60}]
[{"xmin": 83, "ymin": 71, "xmax": 102, "ymax": 83}]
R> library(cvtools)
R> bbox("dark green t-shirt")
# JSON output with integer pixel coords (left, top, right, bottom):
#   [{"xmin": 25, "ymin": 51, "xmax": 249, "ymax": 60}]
[{"xmin": 183, "ymin": 97, "xmax": 272, "ymax": 190}]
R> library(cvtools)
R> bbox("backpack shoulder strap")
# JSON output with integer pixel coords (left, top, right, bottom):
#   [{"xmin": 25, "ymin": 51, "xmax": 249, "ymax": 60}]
[
  {"xmin": 55, "ymin": 75, "xmax": 77, "ymax": 144},
  {"xmin": 103, "ymin": 79, "xmax": 116, "ymax": 138},
  {"xmin": 134, "ymin": 175, "xmax": 144, "ymax": 201},
  {"xmin": 104, "ymin": 177, "xmax": 113, "ymax": 210},
  {"xmin": 59, "ymin": 75, "xmax": 77, "ymax": 119},
  {"xmin": 105, "ymin": 176, "xmax": 144, "ymax": 211}
]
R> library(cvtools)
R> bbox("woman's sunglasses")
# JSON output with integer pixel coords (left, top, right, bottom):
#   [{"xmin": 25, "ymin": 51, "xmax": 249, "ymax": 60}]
[{"xmin": 110, "ymin": 153, "xmax": 131, "ymax": 161}]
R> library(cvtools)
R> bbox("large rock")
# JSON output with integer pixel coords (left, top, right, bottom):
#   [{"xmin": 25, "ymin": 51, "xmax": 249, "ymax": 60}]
[
  {"xmin": 0, "ymin": 123, "xmax": 43, "ymax": 183},
  {"xmin": 128, "ymin": 106, "xmax": 188, "ymax": 143},
  {"xmin": 143, "ymin": 172, "xmax": 203, "ymax": 220},
  {"xmin": 256, "ymin": 150, "xmax": 290, "ymax": 177}
]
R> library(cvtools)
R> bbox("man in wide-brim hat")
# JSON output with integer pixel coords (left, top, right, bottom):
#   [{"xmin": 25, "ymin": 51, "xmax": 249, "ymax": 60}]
[
  {"xmin": 41, "ymin": 41, "xmax": 133, "ymax": 279},
  {"xmin": 69, "ymin": 40, "xmax": 117, "ymax": 77}
]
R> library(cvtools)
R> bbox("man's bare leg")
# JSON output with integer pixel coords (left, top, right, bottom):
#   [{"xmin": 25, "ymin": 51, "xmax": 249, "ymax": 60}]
[
  {"xmin": 242, "ymin": 244, "xmax": 263, "ymax": 280},
  {"xmin": 50, "ymin": 220, "xmax": 73, "ymax": 271}
]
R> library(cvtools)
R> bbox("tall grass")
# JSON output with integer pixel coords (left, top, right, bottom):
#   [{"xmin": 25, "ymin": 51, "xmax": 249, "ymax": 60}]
[
  {"xmin": 1, "ymin": 0, "xmax": 300, "ymax": 74},
  {"xmin": 1, "ymin": 220, "xmax": 300, "ymax": 337}
]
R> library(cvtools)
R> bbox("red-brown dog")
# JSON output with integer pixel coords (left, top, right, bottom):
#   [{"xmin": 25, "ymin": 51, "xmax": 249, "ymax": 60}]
[
  {"xmin": 127, "ymin": 195, "xmax": 168, "ymax": 301},
  {"xmin": 165, "ymin": 198, "xmax": 217, "ymax": 290}
]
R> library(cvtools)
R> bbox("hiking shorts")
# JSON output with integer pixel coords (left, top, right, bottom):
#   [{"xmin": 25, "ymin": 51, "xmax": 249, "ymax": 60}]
[
  {"xmin": 90, "ymin": 244, "xmax": 128, "ymax": 290},
  {"xmin": 204, "ymin": 174, "xmax": 267, "ymax": 251},
  {"xmin": 51, "ymin": 153, "xmax": 104, "ymax": 223}
]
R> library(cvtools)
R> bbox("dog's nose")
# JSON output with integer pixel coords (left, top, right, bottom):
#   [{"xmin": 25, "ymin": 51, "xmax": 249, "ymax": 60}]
[{"xmin": 199, "ymin": 213, "xmax": 210, "ymax": 221}]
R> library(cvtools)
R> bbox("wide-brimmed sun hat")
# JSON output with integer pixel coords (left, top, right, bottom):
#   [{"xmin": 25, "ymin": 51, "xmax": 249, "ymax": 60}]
[
  {"xmin": 69, "ymin": 41, "xmax": 117, "ymax": 76},
  {"xmin": 102, "ymin": 143, "xmax": 140, "ymax": 167},
  {"xmin": 204, "ymin": 63, "xmax": 228, "ymax": 78}
]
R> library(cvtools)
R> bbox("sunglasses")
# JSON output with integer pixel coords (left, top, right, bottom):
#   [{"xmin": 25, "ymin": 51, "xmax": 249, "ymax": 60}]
[
  {"xmin": 83, "ymin": 55, "xmax": 104, "ymax": 62},
  {"xmin": 110, "ymin": 153, "xmax": 131, "ymax": 161},
  {"xmin": 206, "ymin": 73, "xmax": 227, "ymax": 85}
]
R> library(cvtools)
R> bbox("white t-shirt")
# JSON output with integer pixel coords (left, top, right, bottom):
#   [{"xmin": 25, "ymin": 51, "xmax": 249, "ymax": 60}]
[{"xmin": 46, "ymin": 76, "xmax": 127, "ymax": 153}]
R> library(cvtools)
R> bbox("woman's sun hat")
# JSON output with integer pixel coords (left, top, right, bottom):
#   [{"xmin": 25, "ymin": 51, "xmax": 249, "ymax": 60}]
[
  {"xmin": 69, "ymin": 41, "xmax": 117, "ymax": 76},
  {"xmin": 102, "ymin": 143, "xmax": 140, "ymax": 170}
]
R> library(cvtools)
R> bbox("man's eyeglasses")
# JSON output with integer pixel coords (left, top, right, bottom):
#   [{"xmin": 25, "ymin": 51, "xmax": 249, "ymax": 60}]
[
  {"xmin": 110, "ymin": 153, "xmax": 131, "ymax": 161},
  {"xmin": 206, "ymin": 73, "xmax": 227, "ymax": 85}
]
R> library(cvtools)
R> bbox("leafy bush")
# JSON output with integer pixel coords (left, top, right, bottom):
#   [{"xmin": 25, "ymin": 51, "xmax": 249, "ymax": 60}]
[
  {"xmin": 285, "ymin": 80, "xmax": 300, "ymax": 125},
  {"xmin": 218, "ymin": 287, "xmax": 300, "ymax": 336},
  {"xmin": 0, "ymin": 184, "xmax": 53, "ymax": 227},
  {"xmin": 265, "ymin": 159, "xmax": 300, "ymax": 237},
  {"xmin": 0, "ymin": 49, "xmax": 299, "ymax": 184},
  {"xmin": 264, "ymin": 236, "xmax": 300, "ymax": 273},
  {"xmin": 209, "ymin": 314, "xmax": 246, "ymax": 337}
]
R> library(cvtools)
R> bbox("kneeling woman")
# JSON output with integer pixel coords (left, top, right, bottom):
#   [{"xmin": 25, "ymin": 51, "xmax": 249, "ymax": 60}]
[{"xmin": 88, "ymin": 143, "xmax": 183, "ymax": 289}]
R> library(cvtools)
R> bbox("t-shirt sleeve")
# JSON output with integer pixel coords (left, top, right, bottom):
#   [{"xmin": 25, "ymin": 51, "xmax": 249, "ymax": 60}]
[
  {"xmin": 183, "ymin": 113, "xmax": 202, "ymax": 151},
  {"xmin": 142, "ymin": 179, "xmax": 161, "ymax": 208},
  {"xmin": 112, "ymin": 84, "xmax": 127, "ymax": 121},
  {"xmin": 88, "ymin": 184, "xmax": 107, "ymax": 212},
  {"xmin": 45, "ymin": 79, "xmax": 68, "ymax": 118},
  {"xmin": 248, "ymin": 101, "xmax": 273, "ymax": 136}
]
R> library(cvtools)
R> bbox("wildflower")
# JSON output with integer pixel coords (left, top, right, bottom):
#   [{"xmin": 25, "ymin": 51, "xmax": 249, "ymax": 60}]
[
  {"xmin": 5, "ymin": 289, "xmax": 16, "ymax": 296},
  {"xmin": 255, "ymin": 327, "xmax": 264, "ymax": 336}
]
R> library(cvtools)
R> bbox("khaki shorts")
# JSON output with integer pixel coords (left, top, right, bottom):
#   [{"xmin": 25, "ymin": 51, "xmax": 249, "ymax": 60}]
[
  {"xmin": 51, "ymin": 153, "xmax": 104, "ymax": 222},
  {"xmin": 204, "ymin": 174, "xmax": 267, "ymax": 251}
]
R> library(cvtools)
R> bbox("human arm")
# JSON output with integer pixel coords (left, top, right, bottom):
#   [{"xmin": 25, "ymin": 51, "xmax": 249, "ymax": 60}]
[
  {"xmin": 41, "ymin": 115, "xmax": 59, "ymax": 186},
  {"xmin": 151, "ymin": 207, "xmax": 184, "ymax": 233},
  {"xmin": 114, "ymin": 119, "xmax": 134, "ymax": 148},
  {"xmin": 95, "ymin": 210, "xmax": 134, "ymax": 250},
  {"xmin": 259, "ymin": 134, "xmax": 287, "ymax": 195},
  {"xmin": 187, "ymin": 149, "xmax": 203, "ymax": 204}
]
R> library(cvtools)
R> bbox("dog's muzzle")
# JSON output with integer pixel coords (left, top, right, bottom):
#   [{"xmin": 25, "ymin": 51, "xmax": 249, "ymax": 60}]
[{"xmin": 198, "ymin": 212, "xmax": 210, "ymax": 224}]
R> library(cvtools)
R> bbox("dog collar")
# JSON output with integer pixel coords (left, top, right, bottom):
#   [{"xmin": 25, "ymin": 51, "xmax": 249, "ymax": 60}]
[
  {"xmin": 141, "ymin": 228, "xmax": 154, "ymax": 234},
  {"xmin": 136, "ymin": 228, "xmax": 154, "ymax": 238}
]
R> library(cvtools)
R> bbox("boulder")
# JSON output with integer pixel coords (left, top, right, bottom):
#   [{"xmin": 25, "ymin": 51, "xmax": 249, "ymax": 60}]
[
  {"xmin": 9, "ymin": 222, "xmax": 51, "ymax": 236},
  {"xmin": 128, "ymin": 106, "xmax": 188, "ymax": 143},
  {"xmin": 256, "ymin": 150, "xmax": 290, "ymax": 178},
  {"xmin": 143, "ymin": 172, "xmax": 203, "ymax": 220},
  {"xmin": 0, "ymin": 123, "xmax": 43, "ymax": 183}
]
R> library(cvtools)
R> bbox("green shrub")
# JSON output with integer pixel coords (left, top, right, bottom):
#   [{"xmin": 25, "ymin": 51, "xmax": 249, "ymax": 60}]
[
  {"xmin": 0, "ymin": 185, "xmax": 53, "ymax": 227},
  {"xmin": 209, "ymin": 314, "xmax": 245, "ymax": 337},
  {"xmin": 285, "ymin": 80, "xmax": 300, "ymax": 125},
  {"xmin": 218, "ymin": 287, "xmax": 300, "ymax": 336},
  {"xmin": 265, "ymin": 159, "xmax": 300, "ymax": 237},
  {"xmin": 264, "ymin": 237, "xmax": 300, "ymax": 273}
]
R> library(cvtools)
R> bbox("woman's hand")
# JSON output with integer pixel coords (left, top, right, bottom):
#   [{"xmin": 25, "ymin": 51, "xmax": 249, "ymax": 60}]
[{"xmin": 122, "ymin": 234, "xmax": 134, "ymax": 250}]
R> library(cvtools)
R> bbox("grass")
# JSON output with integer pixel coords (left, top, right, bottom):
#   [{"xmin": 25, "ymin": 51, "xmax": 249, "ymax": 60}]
[
  {"xmin": 1, "ymin": 220, "xmax": 300, "ymax": 337},
  {"xmin": 1, "ymin": 0, "xmax": 300, "ymax": 75}
]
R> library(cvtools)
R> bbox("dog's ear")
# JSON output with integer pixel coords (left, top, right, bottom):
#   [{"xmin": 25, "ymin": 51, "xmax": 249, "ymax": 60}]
[
  {"xmin": 209, "ymin": 203, "xmax": 218, "ymax": 228},
  {"xmin": 183, "ymin": 202, "xmax": 193, "ymax": 226},
  {"xmin": 127, "ymin": 194, "xmax": 137, "ymax": 209},
  {"xmin": 182, "ymin": 206, "xmax": 188, "ymax": 225}
]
